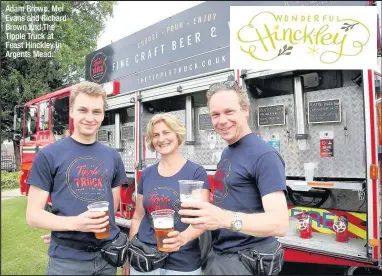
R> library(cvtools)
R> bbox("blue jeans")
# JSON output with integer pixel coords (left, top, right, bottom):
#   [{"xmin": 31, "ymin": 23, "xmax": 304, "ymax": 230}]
[
  {"xmin": 47, "ymin": 252, "xmax": 117, "ymax": 275},
  {"xmin": 130, "ymin": 266, "xmax": 201, "ymax": 275}
]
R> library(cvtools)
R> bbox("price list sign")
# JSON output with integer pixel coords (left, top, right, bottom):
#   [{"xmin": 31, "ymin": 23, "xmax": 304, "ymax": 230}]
[
  {"xmin": 258, "ymin": 105, "xmax": 285, "ymax": 127},
  {"xmin": 308, "ymin": 99, "xmax": 341, "ymax": 124}
]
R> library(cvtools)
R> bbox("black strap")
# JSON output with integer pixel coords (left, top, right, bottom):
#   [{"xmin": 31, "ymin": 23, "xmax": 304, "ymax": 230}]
[{"xmin": 51, "ymin": 233, "xmax": 108, "ymax": 252}]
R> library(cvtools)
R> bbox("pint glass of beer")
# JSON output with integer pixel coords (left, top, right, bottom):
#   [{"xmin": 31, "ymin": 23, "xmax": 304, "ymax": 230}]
[
  {"xmin": 179, "ymin": 180, "xmax": 204, "ymax": 218},
  {"xmin": 151, "ymin": 209, "xmax": 175, "ymax": 252},
  {"xmin": 87, "ymin": 201, "xmax": 110, "ymax": 239}
]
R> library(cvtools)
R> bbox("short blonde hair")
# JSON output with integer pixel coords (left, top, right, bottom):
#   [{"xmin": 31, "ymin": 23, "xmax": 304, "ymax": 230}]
[
  {"xmin": 206, "ymin": 80, "xmax": 250, "ymax": 110},
  {"xmin": 146, "ymin": 113, "xmax": 186, "ymax": 152},
  {"xmin": 70, "ymin": 81, "xmax": 107, "ymax": 110}
]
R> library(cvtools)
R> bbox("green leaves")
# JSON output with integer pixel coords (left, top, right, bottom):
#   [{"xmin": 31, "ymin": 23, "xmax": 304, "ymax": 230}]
[
  {"xmin": 341, "ymin": 22, "xmax": 359, "ymax": 32},
  {"xmin": 278, "ymin": 44, "xmax": 293, "ymax": 56}
]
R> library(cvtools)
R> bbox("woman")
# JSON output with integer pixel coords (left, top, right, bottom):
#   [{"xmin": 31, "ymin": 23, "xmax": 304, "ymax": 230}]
[{"xmin": 128, "ymin": 113, "xmax": 210, "ymax": 275}]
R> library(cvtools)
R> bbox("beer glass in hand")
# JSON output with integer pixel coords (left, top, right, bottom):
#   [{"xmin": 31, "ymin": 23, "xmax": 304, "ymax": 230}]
[
  {"xmin": 179, "ymin": 180, "xmax": 203, "ymax": 218},
  {"xmin": 151, "ymin": 209, "xmax": 175, "ymax": 252},
  {"xmin": 87, "ymin": 201, "xmax": 110, "ymax": 239}
]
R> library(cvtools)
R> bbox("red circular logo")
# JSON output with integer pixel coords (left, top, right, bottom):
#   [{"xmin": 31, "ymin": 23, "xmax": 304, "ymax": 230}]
[{"xmin": 90, "ymin": 52, "xmax": 107, "ymax": 82}]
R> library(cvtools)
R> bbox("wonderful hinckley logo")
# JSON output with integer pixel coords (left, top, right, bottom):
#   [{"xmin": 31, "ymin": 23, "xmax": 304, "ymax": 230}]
[
  {"xmin": 230, "ymin": 6, "xmax": 377, "ymax": 69},
  {"xmin": 90, "ymin": 52, "xmax": 107, "ymax": 82}
]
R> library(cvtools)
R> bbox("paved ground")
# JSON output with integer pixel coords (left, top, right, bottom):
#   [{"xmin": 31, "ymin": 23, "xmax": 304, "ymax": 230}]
[{"xmin": 1, "ymin": 188, "xmax": 22, "ymax": 200}]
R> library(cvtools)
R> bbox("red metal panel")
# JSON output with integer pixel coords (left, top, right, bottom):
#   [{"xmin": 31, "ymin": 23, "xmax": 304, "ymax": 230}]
[
  {"xmin": 367, "ymin": 70, "xmax": 379, "ymax": 260},
  {"xmin": 24, "ymin": 87, "xmax": 71, "ymax": 106},
  {"xmin": 19, "ymin": 170, "xmax": 29, "ymax": 195},
  {"xmin": 283, "ymin": 247, "xmax": 377, "ymax": 268}
]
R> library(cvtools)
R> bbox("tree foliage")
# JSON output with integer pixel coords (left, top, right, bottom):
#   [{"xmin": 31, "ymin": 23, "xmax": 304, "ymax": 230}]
[{"xmin": 1, "ymin": 1, "xmax": 116, "ymax": 140}]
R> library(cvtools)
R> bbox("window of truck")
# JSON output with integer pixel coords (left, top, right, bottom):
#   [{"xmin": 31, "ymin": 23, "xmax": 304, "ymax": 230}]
[
  {"xmin": 52, "ymin": 96, "xmax": 70, "ymax": 141},
  {"xmin": 24, "ymin": 105, "xmax": 37, "ymax": 142},
  {"xmin": 39, "ymin": 101, "xmax": 49, "ymax": 131}
]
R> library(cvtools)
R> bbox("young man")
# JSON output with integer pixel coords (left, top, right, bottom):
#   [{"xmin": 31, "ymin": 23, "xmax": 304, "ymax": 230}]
[
  {"xmin": 26, "ymin": 81, "xmax": 128, "ymax": 275},
  {"xmin": 179, "ymin": 81, "xmax": 289, "ymax": 275}
]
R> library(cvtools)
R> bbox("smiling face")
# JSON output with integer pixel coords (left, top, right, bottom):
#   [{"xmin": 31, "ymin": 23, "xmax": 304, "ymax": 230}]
[
  {"xmin": 152, "ymin": 121, "xmax": 180, "ymax": 156},
  {"xmin": 70, "ymin": 92, "xmax": 104, "ymax": 139},
  {"xmin": 209, "ymin": 89, "xmax": 250, "ymax": 145}
]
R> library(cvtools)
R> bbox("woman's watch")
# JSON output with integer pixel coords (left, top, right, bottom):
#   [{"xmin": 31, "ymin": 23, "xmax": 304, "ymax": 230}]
[{"xmin": 231, "ymin": 212, "xmax": 243, "ymax": 232}]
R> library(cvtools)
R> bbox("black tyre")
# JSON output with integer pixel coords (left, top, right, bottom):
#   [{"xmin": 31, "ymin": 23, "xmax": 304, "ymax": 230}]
[{"xmin": 344, "ymin": 266, "xmax": 381, "ymax": 275}]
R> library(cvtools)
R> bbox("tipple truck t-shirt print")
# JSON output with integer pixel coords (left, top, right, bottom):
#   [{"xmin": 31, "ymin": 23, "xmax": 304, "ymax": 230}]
[
  {"xmin": 27, "ymin": 137, "xmax": 127, "ymax": 261},
  {"xmin": 66, "ymin": 156, "xmax": 110, "ymax": 201},
  {"xmin": 137, "ymin": 160, "xmax": 209, "ymax": 272}
]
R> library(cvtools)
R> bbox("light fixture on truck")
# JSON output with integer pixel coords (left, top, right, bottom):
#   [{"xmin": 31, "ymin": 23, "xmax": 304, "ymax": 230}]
[
  {"xmin": 102, "ymin": 80, "xmax": 120, "ymax": 96},
  {"xmin": 351, "ymin": 74, "xmax": 363, "ymax": 87}
]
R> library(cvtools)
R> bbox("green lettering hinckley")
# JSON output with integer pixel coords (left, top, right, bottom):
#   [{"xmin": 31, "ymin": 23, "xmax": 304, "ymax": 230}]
[{"xmin": 236, "ymin": 11, "xmax": 370, "ymax": 64}]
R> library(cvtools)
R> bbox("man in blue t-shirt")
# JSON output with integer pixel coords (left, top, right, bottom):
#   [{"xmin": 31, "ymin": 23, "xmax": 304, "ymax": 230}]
[
  {"xmin": 179, "ymin": 81, "xmax": 289, "ymax": 275},
  {"xmin": 26, "ymin": 81, "xmax": 128, "ymax": 275}
]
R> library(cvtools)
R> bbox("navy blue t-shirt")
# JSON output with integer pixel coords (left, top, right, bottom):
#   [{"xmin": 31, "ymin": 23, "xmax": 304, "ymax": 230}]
[
  {"xmin": 212, "ymin": 133, "xmax": 286, "ymax": 253},
  {"xmin": 27, "ymin": 137, "xmax": 128, "ymax": 260},
  {"xmin": 137, "ymin": 160, "xmax": 210, "ymax": 272}
]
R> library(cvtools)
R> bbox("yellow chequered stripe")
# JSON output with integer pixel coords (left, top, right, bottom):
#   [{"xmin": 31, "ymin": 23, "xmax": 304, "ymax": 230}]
[
  {"xmin": 348, "ymin": 223, "xmax": 367, "ymax": 240},
  {"xmin": 349, "ymin": 212, "xmax": 367, "ymax": 221},
  {"xmin": 348, "ymin": 211, "xmax": 367, "ymax": 240}
]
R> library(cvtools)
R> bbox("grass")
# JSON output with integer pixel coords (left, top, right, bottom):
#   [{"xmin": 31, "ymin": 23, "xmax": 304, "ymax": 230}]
[
  {"xmin": 1, "ymin": 197, "xmax": 125, "ymax": 275},
  {"xmin": 1, "ymin": 197, "xmax": 50, "ymax": 275}
]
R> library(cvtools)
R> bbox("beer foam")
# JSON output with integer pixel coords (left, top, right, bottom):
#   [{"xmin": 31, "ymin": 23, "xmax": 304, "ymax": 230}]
[
  {"xmin": 89, "ymin": 207, "xmax": 108, "ymax": 212},
  {"xmin": 153, "ymin": 217, "xmax": 174, "ymax": 229},
  {"xmin": 180, "ymin": 192, "xmax": 201, "ymax": 202}
]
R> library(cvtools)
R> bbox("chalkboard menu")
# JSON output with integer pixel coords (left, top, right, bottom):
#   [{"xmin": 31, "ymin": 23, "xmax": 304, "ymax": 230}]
[
  {"xmin": 97, "ymin": 129, "xmax": 108, "ymax": 142},
  {"xmin": 198, "ymin": 113, "xmax": 214, "ymax": 131},
  {"xmin": 258, "ymin": 105, "xmax": 285, "ymax": 126},
  {"xmin": 308, "ymin": 99, "xmax": 341, "ymax": 124},
  {"xmin": 121, "ymin": 126, "xmax": 134, "ymax": 140}
]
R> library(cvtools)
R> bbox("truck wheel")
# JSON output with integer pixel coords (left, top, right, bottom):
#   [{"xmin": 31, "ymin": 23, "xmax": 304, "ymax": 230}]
[
  {"xmin": 344, "ymin": 266, "xmax": 380, "ymax": 275},
  {"xmin": 199, "ymin": 231, "xmax": 212, "ymax": 270}
]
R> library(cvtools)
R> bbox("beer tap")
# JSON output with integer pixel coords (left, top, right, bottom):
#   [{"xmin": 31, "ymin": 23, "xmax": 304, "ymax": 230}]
[
  {"xmin": 343, "ymin": 110, "xmax": 348, "ymax": 142},
  {"xmin": 285, "ymin": 110, "xmax": 291, "ymax": 145}
]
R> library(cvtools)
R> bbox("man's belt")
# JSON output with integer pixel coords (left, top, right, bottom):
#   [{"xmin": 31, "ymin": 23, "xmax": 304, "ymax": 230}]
[{"xmin": 51, "ymin": 233, "xmax": 110, "ymax": 252}]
